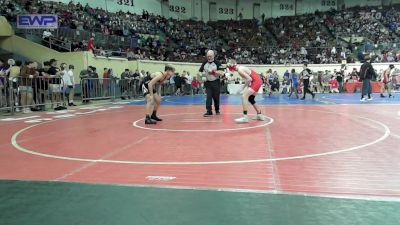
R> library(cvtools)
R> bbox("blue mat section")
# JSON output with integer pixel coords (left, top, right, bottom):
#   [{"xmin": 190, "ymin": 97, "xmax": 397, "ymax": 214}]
[{"xmin": 125, "ymin": 93, "xmax": 400, "ymax": 106}]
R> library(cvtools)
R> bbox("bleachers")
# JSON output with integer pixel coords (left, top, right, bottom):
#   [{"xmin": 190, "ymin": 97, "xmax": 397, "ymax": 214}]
[{"xmin": 1, "ymin": 0, "xmax": 400, "ymax": 64}]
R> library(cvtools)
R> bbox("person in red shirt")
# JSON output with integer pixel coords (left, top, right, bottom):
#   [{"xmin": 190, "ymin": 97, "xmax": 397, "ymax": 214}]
[
  {"xmin": 88, "ymin": 36, "xmax": 95, "ymax": 52},
  {"xmin": 226, "ymin": 59, "xmax": 265, "ymax": 123},
  {"xmin": 191, "ymin": 77, "xmax": 201, "ymax": 95},
  {"xmin": 328, "ymin": 76, "xmax": 339, "ymax": 93}
]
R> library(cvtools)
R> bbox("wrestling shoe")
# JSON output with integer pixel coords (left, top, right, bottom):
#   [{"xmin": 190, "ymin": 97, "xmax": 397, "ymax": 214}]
[
  {"xmin": 235, "ymin": 115, "xmax": 249, "ymax": 123},
  {"xmin": 151, "ymin": 115, "xmax": 162, "ymax": 121},
  {"xmin": 145, "ymin": 117, "xmax": 157, "ymax": 124},
  {"xmin": 253, "ymin": 114, "xmax": 266, "ymax": 121}
]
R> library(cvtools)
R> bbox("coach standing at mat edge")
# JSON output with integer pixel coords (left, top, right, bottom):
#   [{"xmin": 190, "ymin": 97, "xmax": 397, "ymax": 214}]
[{"xmin": 199, "ymin": 50, "xmax": 223, "ymax": 117}]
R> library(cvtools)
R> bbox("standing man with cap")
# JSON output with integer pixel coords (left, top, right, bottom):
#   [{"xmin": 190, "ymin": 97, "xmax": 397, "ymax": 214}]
[{"xmin": 199, "ymin": 50, "xmax": 223, "ymax": 117}]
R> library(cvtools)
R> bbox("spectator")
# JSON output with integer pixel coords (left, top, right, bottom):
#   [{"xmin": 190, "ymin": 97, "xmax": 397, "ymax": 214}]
[
  {"xmin": 88, "ymin": 36, "xmax": 95, "ymax": 52},
  {"xmin": 329, "ymin": 76, "xmax": 339, "ymax": 93},
  {"xmin": 102, "ymin": 68, "xmax": 110, "ymax": 96},
  {"xmin": 359, "ymin": 55, "xmax": 376, "ymax": 101},
  {"xmin": 281, "ymin": 76, "xmax": 290, "ymax": 94},
  {"xmin": 191, "ymin": 77, "xmax": 201, "ymax": 95},
  {"xmin": 80, "ymin": 66, "xmax": 93, "ymax": 104},
  {"xmin": 169, "ymin": 73, "xmax": 175, "ymax": 95},
  {"xmin": 283, "ymin": 70, "xmax": 290, "ymax": 80},
  {"xmin": 42, "ymin": 29, "xmax": 52, "ymax": 46},
  {"xmin": 174, "ymin": 73, "xmax": 184, "ymax": 96},
  {"xmin": 120, "ymin": 69, "xmax": 131, "ymax": 99},
  {"xmin": 19, "ymin": 61, "xmax": 38, "ymax": 113},
  {"xmin": 36, "ymin": 61, "xmax": 50, "ymax": 111},
  {"xmin": 185, "ymin": 71, "xmax": 193, "ymax": 95},
  {"xmin": 48, "ymin": 59, "xmax": 65, "ymax": 110},
  {"xmin": 65, "ymin": 65, "xmax": 76, "ymax": 106},
  {"xmin": 336, "ymin": 70, "xmax": 344, "ymax": 92},
  {"xmin": 288, "ymin": 68, "xmax": 299, "ymax": 98}
]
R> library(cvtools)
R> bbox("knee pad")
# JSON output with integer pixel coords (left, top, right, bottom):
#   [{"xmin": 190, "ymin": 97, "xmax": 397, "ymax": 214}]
[{"xmin": 248, "ymin": 95, "xmax": 256, "ymax": 105}]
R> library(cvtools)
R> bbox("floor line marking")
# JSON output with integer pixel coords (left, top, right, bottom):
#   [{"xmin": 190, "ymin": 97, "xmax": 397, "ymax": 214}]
[
  {"xmin": 24, "ymin": 120, "xmax": 43, "ymax": 123},
  {"xmin": 183, "ymin": 118, "xmax": 220, "ymax": 120},
  {"xmin": 265, "ymin": 126, "xmax": 279, "ymax": 192},
  {"xmin": 164, "ymin": 96, "xmax": 206, "ymax": 104},
  {"xmin": 182, "ymin": 121, "xmax": 223, "ymax": 123},
  {"xmin": 133, "ymin": 113, "xmax": 274, "ymax": 132},
  {"xmin": 9, "ymin": 108, "xmax": 391, "ymax": 165},
  {"xmin": 0, "ymin": 115, "xmax": 40, "ymax": 121},
  {"xmin": 391, "ymin": 133, "xmax": 400, "ymax": 139},
  {"xmin": 55, "ymin": 136, "xmax": 149, "ymax": 181}
]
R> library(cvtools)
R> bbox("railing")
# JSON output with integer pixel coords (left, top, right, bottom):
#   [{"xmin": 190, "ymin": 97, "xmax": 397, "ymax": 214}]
[
  {"xmin": 79, "ymin": 78, "xmax": 205, "ymax": 102},
  {"xmin": 42, "ymin": 36, "xmax": 72, "ymax": 52},
  {"xmin": 11, "ymin": 22, "xmax": 163, "ymax": 52},
  {"xmin": 80, "ymin": 78, "xmax": 151, "ymax": 102},
  {"xmin": 0, "ymin": 76, "xmax": 67, "ymax": 115},
  {"xmin": 81, "ymin": 78, "xmax": 153, "ymax": 102}
]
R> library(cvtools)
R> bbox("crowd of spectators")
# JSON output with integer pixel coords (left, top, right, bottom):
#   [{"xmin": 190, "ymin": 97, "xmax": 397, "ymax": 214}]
[
  {"xmin": 324, "ymin": 6, "xmax": 399, "ymax": 45},
  {"xmin": 0, "ymin": 57, "xmax": 77, "ymax": 113},
  {"xmin": 1, "ymin": 0, "xmax": 400, "ymax": 64}
]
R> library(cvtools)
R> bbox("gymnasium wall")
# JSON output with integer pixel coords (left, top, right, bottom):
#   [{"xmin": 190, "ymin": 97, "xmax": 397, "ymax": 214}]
[
  {"xmin": 0, "ymin": 16, "xmax": 13, "ymax": 37},
  {"xmin": 296, "ymin": 0, "xmax": 340, "ymax": 15},
  {"xmin": 49, "ymin": 0, "xmax": 400, "ymax": 22},
  {"xmin": 0, "ymin": 34, "xmax": 86, "ymax": 80},
  {"xmin": 344, "ymin": 0, "xmax": 383, "ymax": 8},
  {"xmin": 85, "ymin": 53, "xmax": 139, "ymax": 76}
]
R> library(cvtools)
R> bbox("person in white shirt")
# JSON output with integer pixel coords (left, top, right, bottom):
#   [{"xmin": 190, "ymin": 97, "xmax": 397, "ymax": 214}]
[
  {"xmin": 63, "ymin": 65, "xmax": 76, "ymax": 106},
  {"xmin": 185, "ymin": 72, "xmax": 193, "ymax": 95},
  {"xmin": 331, "ymin": 47, "xmax": 337, "ymax": 56},
  {"xmin": 42, "ymin": 30, "xmax": 52, "ymax": 39},
  {"xmin": 139, "ymin": 70, "xmax": 146, "ymax": 79},
  {"xmin": 61, "ymin": 64, "xmax": 69, "ymax": 106}
]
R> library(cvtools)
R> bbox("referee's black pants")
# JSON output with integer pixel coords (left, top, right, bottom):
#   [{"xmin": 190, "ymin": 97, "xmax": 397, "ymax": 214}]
[
  {"xmin": 303, "ymin": 80, "xmax": 314, "ymax": 98},
  {"xmin": 205, "ymin": 79, "xmax": 220, "ymax": 113}
]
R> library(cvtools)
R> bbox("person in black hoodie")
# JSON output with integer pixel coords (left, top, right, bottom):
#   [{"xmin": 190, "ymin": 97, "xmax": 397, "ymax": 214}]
[{"xmin": 359, "ymin": 55, "xmax": 376, "ymax": 102}]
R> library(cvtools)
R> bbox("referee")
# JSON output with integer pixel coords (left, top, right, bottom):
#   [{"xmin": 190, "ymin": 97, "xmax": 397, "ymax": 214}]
[
  {"xmin": 199, "ymin": 50, "xmax": 222, "ymax": 117},
  {"xmin": 300, "ymin": 63, "xmax": 315, "ymax": 100}
]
